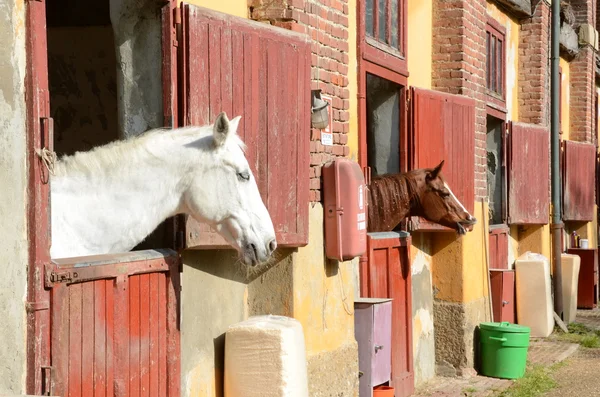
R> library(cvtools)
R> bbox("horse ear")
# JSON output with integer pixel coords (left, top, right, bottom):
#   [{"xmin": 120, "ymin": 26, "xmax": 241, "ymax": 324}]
[
  {"xmin": 427, "ymin": 160, "xmax": 445, "ymax": 180},
  {"xmin": 213, "ymin": 112, "xmax": 230, "ymax": 147},
  {"xmin": 229, "ymin": 115, "xmax": 241, "ymax": 133}
]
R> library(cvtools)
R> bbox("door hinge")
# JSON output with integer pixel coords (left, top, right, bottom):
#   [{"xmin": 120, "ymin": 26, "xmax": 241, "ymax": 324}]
[
  {"xmin": 41, "ymin": 365, "xmax": 52, "ymax": 396},
  {"xmin": 173, "ymin": 7, "xmax": 182, "ymax": 47}
]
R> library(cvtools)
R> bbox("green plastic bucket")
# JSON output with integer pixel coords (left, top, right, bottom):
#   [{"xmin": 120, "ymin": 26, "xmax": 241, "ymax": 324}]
[{"xmin": 479, "ymin": 321, "xmax": 530, "ymax": 379}]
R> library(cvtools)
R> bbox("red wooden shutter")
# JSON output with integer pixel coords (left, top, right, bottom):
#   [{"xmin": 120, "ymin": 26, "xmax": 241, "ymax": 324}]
[
  {"xmin": 507, "ymin": 122, "xmax": 550, "ymax": 224},
  {"xmin": 181, "ymin": 4, "xmax": 310, "ymax": 248},
  {"xmin": 409, "ymin": 87, "xmax": 476, "ymax": 232},
  {"xmin": 49, "ymin": 251, "xmax": 180, "ymax": 397},
  {"xmin": 359, "ymin": 232, "xmax": 414, "ymax": 396},
  {"xmin": 563, "ymin": 140, "xmax": 596, "ymax": 221}
]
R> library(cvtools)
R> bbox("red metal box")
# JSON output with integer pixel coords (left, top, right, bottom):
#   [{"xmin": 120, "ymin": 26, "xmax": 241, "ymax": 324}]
[{"xmin": 323, "ymin": 159, "xmax": 367, "ymax": 261}]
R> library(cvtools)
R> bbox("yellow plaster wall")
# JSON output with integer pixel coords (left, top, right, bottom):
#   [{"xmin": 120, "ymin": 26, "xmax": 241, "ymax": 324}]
[
  {"xmin": 178, "ymin": 0, "xmax": 248, "ymax": 18},
  {"xmin": 407, "ymin": 0, "xmax": 432, "ymax": 89},
  {"xmin": 486, "ymin": 2, "xmax": 519, "ymax": 122},
  {"xmin": 293, "ymin": 204, "xmax": 356, "ymax": 352},
  {"xmin": 432, "ymin": 202, "xmax": 490, "ymax": 304}
]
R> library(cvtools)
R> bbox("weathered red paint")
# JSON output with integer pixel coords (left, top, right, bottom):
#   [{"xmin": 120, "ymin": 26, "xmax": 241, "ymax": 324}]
[
  {"xmin": 409, "ymin": 87, "xmax": 476, "ymax": 232},
  {"xmin": 567, "ymin": 248, "xmax": 598, "ymax": 309},
  {"xmin": 508, "ymin": 122, "xmax": 550, "ymax": 224},
  {"xmin": 181, "ymin": 4, "xmax": 310, "ymax": 248},
  {"xmin": 49, "ymin": 252, "xmax": 180, "ymax": 397},
  {"xmin": 489, "ymin": 226, "xmax": 509, "ymax": 270},
  {"xmin": 360, "ymin": 233, "xmax": 414, "ymax": 397},
  {"xmin": 25, "ymin": 0, "xmax": 52, "ymax": 393},
  {"xmin": 489, "ymin": 270, "xmax": 515, "ymax": 323},
  {"xmin": 27, "ymin": 2, "xmax": 182, "ymax": 394},
  {"xmin": 562, "ymin": 140, "xmax": 596, "ymax": 221}
]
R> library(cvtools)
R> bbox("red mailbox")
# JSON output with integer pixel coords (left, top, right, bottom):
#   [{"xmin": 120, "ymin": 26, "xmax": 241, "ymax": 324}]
[{"xmin": 322, "ymin": 158, "xmax": 367, "ymax": 261}]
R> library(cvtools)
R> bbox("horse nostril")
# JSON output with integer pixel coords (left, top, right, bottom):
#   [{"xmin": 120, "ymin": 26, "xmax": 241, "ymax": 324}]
[
  {"xmin": 249, "ymin": 243, "xmax": 258, "ymax": 259},
  {"xmin": 268, "ymin": 239, "xmax": 277, "ymax": 254}
]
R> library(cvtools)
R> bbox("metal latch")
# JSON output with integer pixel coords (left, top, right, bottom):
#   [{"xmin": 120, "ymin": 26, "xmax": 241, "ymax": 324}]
[{"xmin": 50, "ymin": 270, "xmax": 78, "ymax": 284}]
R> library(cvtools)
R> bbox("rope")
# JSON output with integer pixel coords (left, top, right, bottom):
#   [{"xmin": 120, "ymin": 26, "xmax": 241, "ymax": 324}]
[{"xmin": 36, "ymin": 147, "xmax": 57, "ymax": 176}]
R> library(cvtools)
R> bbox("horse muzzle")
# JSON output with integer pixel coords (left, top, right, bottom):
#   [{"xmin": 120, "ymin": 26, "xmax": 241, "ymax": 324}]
[
  {"xmin": 242, "ymin": 238, "xmax": 277, "ymax": 266},
  {"xmin": 457, "ymin": 217, "xmax": 477, "ymax": 235}
]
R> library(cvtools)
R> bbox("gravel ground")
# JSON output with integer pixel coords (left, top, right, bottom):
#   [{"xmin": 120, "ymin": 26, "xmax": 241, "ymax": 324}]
[{"xmin": 543, "ymin": 348, "xmax": 600, "ymax": 396}]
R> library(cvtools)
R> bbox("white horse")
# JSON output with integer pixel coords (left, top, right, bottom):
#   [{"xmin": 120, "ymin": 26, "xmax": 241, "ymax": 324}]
[{"xmin": 50, "ymin": 112, "xmax": 277, "ymax": 266}]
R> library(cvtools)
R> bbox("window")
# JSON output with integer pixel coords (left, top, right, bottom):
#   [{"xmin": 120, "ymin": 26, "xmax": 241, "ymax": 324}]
[
  {"xmin": 366, "ymin": 73, "xmax": 403, "ymax": 177},
  {"xmin": 486, "ymin": 17, "xmax": 506, "ymax": 106},
  {"xmin": 359, "ymin": 0, "xmax": 407, "ymax": 75},
  {"xmin": 486, "ymin": 115, "xmax": 506, "ymax": 225},
  {"xmin": 365, "ymin": 0, "xmax": 402, "ymax": 52}
]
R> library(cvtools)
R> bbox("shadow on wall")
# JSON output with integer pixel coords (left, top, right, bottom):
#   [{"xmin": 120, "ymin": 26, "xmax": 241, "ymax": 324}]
[{"xmin": 182, "ymin": 247, "xmax": 296, "ymax": 397}]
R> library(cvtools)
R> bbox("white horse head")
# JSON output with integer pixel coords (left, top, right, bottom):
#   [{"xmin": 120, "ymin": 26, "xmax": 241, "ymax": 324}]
[
  {"xmin": 50, "ymin": 112, "xmax": 276, "ymax": 266},
  {"xmin": 182, "ymin": 112, "xmax": 277, "ymax": 265}
]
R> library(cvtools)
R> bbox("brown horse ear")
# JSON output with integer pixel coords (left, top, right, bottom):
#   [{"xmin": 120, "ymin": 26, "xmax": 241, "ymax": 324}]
[{"xmin": 427, "ymin": 160, "xmax": 445, "ymax": 180}]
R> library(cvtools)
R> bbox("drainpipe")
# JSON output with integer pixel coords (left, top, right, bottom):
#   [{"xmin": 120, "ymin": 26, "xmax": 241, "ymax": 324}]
[{"xmin": 551, "ymin": 0, "xmax": 564, "ymax": 317}]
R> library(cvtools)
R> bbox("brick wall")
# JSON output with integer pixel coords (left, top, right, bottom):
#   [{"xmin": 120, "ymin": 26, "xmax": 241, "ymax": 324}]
[
  {"xmin": 569, "ymin": 0, "xmax": 596, "ymax": 143},
  {"xmin": 432, "ymin": 0, "xmax": 488, "ymax": 200},
  {"xmin": 570, "ymin": 46, "xmax": 596, "ymax": 142},
  {"xmin": 249, "ymin": 0, "xmax": 351, "ymax": 202},
  {"xmin": 519, "ymin": 1, "xmax": 550, "ymax": 125},
  {"xmin": 571, "ymin": 0, "xmax": 596, "ymax": 26}
]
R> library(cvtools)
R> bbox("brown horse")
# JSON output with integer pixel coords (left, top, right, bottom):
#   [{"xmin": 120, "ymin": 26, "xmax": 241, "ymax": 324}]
[{"xmin": 367, "ymin": 160, "xmax": 477, "ymax": 234}]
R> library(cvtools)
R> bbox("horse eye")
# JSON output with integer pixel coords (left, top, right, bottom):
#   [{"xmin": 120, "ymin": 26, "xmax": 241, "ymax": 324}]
[{"xmin": 237, "ymin": 171, "xmax": 250, "ymax": 181}]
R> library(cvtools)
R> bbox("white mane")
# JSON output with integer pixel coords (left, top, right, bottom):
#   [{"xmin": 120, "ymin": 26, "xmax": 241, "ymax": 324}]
[{"xmin": 54, "ymin": 126, "xmax": 246, "ymax": 178}]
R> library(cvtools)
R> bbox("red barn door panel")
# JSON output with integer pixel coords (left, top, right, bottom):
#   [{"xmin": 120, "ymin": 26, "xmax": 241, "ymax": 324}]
[
  {"xmin": 49, "ymin": 250, "xmax": 180, "ymax": 397},
  {"xmin": 359, "ymin": 232, "xmax": 414, "ymax": 397},
  {"xmin": 181, "ymin": 4, "xmax": 310, "ymax": 248},
  {"xmin": 508, "ymin": 122, "xmax": 549, "ymax": 224},
  {"xmin": 410, "ymin": 87, "xmax": 476, "ymax": 232},
  {"xmin": 563, "ymin": 140, "xmax": 596, "ymax": 221}
]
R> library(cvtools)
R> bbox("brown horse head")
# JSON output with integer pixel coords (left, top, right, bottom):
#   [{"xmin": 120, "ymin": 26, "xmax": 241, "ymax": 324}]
[{"xmin": 414, "ymin": 160, "xmax": 477, "ymax": 235}]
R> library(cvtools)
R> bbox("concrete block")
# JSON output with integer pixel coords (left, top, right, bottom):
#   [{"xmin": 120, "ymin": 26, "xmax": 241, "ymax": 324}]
[{"xmin": 579, "ymin": 23, "xmax": 599, "ymax": 51}]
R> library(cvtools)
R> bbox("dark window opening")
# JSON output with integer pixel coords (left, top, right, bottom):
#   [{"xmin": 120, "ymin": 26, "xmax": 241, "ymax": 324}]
[
  {"xmin": 46, "ymin": 0, "xmax": 118, "ymax": 157},
  {"xmin": 46, "ymin": 0, "xmax": 169, "ymax": 255},
  {"xmin": 487, "ymin": 115, "xmax": 505, "ymax": 225},
  {"xmin": 366, "ymin": 74, "xmax": 402, "ymax": 177}
]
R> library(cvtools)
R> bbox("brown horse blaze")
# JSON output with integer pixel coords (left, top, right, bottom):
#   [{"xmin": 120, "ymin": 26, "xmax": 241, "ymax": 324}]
[{"xmin": 367, "ymin": 160, "xmax": 477, "ymax": 234}]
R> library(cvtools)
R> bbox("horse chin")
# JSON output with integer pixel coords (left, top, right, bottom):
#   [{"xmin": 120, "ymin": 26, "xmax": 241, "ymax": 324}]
[{"xmin": 456, "ymin": 219, "xmax": 477, "ymax": 235}]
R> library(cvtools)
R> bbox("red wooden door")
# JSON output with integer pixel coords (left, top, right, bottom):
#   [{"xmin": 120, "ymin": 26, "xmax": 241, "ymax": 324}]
[
  {"xmin": 489, "ymin": 270, "xmax": 515, "ymax": 323},
  {"xmin": 508, "ymin": 122, "xmax": 549, "ymax": 224},
  {"xmin": 48, "ymin": 251, "xmax": 181, "ymax": 397},
  {"xmin": 409, "ymin": 87, "xmax": 476, "ymax": 232},
  {"xmin": 562, "ymin": 140, "xmax": 596, "ymax": 221},
  {"xmin": 489, "ymin": 226, "xmax": 509, "ymax": 270},
  {"xmin": 25, "ymin": 1, "xmax": 183, "ymax": 394},
  {"xmin": 360, "ymin": 232, "xmax": 414, "ymax": 396},
  {"xmin": 181, "ymin": 4, "xmax": 310, "ymax": 249}
]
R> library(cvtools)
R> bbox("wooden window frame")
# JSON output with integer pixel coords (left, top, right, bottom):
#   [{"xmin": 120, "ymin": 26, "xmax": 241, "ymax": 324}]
[
  {"xmin": 357, "ymin": 0, "xmax": 408, "ymax": 76},
  {"xmin": 486, "ymin": 16, "xmax": 506, "ymax": 109},
  {"xmin": 358, "ymin": 61, "xmax": 408, "ymax": 173}
]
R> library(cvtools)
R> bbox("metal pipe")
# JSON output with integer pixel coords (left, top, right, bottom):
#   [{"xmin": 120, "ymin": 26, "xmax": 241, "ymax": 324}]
[{"xmin": 551, "ymin": 0, "xmax": 564, "ymax": 317}]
